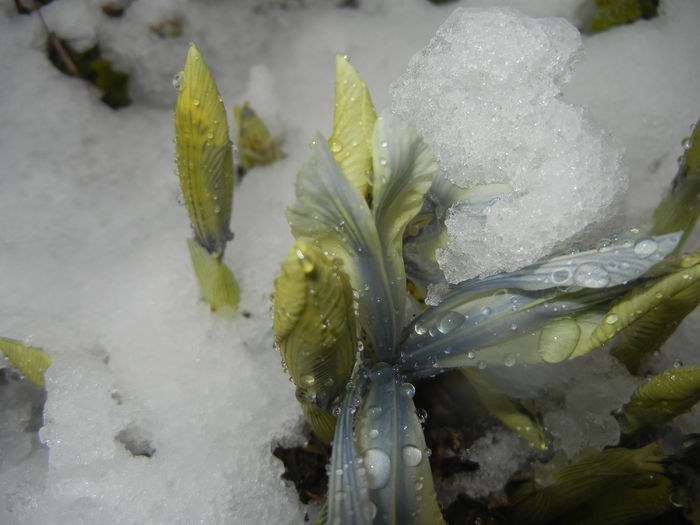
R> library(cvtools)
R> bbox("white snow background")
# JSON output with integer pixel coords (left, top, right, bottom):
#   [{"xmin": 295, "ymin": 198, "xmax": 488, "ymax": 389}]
[{"xmin": 1, "ymin": 0, "xmax": 699, "ymax": 523}]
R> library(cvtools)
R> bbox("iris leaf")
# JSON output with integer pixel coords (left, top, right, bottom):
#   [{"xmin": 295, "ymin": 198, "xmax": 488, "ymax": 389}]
[
  {"xmin": 463, "ymin": 368, "xmax": 547, "ymax": 449},
  {"xmin": 651, "ymin": 118, "xmax": 700, "ymax": 256},
  {"xmin": 325, "ymin": 365, "xmax": 445, "ymax": 524},
  {"xmin": 452, "ymin": 231, "xmax": 681, "ymax": 296},
  {"xmin": 272, "ymin": 240, "xmax": 356, "ymax": 440},
  {"xmin": 328, "ymin": 55, "xmax": 377, "ymax": 199},
  {"xmin": 507, "ymin": 443, "xmax": 667, "ymax": 525},
  {"xmin": 233, "ymin": 101, "xmax": 282, "ymax": 173},
  {"xmin": 617, "ymin": 366, "xmax": 700, "ymax": 435},
  {"xmin": 174, "ymin": 44, "xmax": 234, "ymax": 257},
  {"xmin": 372, "ymin": 112, "xmax": 437, "ymax": 334},
  {"xmin": 326, "ymin": 370, "xmax": 374, "ymax": 525},
  {"xmin": 582, "ymin": 247, "xmax": 700, "ymax": 361},
  {"xmin": 0, "ymin": 336, "xmax": 51, "ymax": 387},
  {"xmin": 286, "ymin": 138, "xmax": 398, "ymax": 359},
  {"xmin": 187, "ymin": 239, "xmax": 240, "ymax": 311}
]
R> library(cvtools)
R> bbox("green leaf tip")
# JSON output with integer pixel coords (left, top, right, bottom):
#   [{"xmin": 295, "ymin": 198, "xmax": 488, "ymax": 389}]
[
  {"xmin": 187, "ymin": 238, "xmax": 240, "ymax": 312},
  {"xmin": 233, "ymin": 101, "xmax": 282, "ymax": 173},
  {"xmin": 601, "ymin": 247, "xmax": 700, "ymax": 373},
  {"xmin": 588, "ymin": 0, "xmax": 659, "ymax": 34},
  {"xmin": 0, "ymin": 337, "xmax": 51, "ymax": 387},
  {"xmin": 651, "ymin": 118, "xmax": 700, "ymax": 254},
  {"xmin": 328, "ymin": 54, "xmax": 377, "ymax": 199},
  {"xmin": 617, "ymin": 366, "xmax": 700, "ymax": 434},
  {"xmin": 175, "ymin": 43, "xmax": 234, "ymax": 258},
  {"xmin": 508, "ymin": 443, "xmax": 670, "ymax": 525},
  {"xmin": 463, "ymin": 368, "xmax": 547, "ymax": 450},
  {"xmin": 273, "ymin": 240, "xmax": 357, "ymax": 441}
]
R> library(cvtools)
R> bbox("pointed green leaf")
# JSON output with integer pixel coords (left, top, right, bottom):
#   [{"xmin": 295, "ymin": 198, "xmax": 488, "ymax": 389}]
[
  {"xmin": 508, "ymin": 443, "xmax": 667, "ymax": 525},
  {"xmin": 328, "ymin": 55, "xmax": 377, "ymax": 198},
  {"xmin": 286, "ymin": 137, "xmax": 398, "ymax": 359},
  {"xmin": 187, "ymin": 238, "xmax": 240, "ymax": 311},
  {"xmin": 617, "ymin": 366, "xmax": 700, "ymax": 434},
  {"xmin": 0, "ymin": 337, "xmax": 51, "ymax": 387},
  {"xmin": 580, "ymin": 247, "xmax": 700, "ymax": 359},
  {"xmin": 588, "ymin": 0, "xmax": 659, "ymax": 34},
  {"xmin": 371, "ymin": 112, "xmax": 438, "ymax": 331},
  {"xmin": 463, "ymin": 368, "xmax": 547, "ymax": 450},
  {"xmin": 651, "ymin": 118, "xmax": 700, "ymax": 256},
  {"xmin": 233, "ymin": 101, "xmax": 282, "ymax": 173},
  {"xmin": 297, "ymin": 389, "xmax": 338, "ymax": 444},
  {"xmin": 272, "ymin": 240, "xmax": 356, "ymax": 425},
  {"xmin": 174, "ymin": 44, "xmax": 234, "ymax": 257}
]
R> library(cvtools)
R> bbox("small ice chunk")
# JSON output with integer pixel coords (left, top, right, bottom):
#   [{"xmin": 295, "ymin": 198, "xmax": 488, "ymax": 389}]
[{"xmin": 391, "ymin": 7, "xmax": 626, "ymax": 282}]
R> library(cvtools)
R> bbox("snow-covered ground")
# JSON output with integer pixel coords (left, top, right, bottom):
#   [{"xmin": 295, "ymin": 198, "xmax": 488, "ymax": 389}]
[{"xmin": 1, "ymin": 0, "xmax": 699, "ymax": 523}]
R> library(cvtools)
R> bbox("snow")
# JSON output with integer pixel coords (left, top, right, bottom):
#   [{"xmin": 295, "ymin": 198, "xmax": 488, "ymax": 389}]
[
  {"xmin": 1, "ymin": 0, "xmax": 699, "ymax": 523},
  {"xmin": 392, "ymin": 7, "xmax": 626, "ymax": 282}
]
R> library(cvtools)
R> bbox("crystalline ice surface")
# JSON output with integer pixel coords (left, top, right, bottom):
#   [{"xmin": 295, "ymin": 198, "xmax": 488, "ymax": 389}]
[{"xmin": 392, "ymin": 7, "xmax": 627, "ymax": 282}]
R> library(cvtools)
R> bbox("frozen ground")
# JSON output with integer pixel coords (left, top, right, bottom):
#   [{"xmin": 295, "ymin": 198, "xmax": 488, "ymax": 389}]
[{"xmin": 0, "ymin": 0, "xmax": 699, "ymax": 523}]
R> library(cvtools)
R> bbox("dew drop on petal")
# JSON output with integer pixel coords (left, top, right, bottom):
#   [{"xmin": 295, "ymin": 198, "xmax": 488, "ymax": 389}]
[
  {"xmin": 573, "ymin": 263, "xmax": 610, "ymax": 288},
  {"xmin": 402, "ymin": 445, "xmax": 423, "ymax": 467},
  {"xmin": 414, "ymin": 321, "xmax": 427, "ymax": 335},
  {"xmin": 438, "ymin": 311, "xmax": 464, "ymax": 334},
  {"xmin": 363, "ymin": 449, "xmax": 391, "ymax": 489},
  {"xmin": 605, "ymin": 313, "xmax": 619, "ymax": 325},
  {"xmin": 633, "ymin": 238, "xmax": 658, "ymax": 259}
]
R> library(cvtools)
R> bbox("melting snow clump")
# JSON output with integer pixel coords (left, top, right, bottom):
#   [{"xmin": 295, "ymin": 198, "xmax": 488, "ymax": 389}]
[{"xmin": 392, "ymin": 7, "xmax": 627, "ymax": 282}]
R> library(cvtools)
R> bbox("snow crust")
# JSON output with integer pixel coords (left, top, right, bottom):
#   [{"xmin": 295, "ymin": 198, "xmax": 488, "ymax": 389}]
[
  {"xmin": 1, "ymin": 0, "xmax": 699, "ymax": 523},
  {"xmin": 392, "ymin": 7, "xmax": 626, "ymax": 282}
]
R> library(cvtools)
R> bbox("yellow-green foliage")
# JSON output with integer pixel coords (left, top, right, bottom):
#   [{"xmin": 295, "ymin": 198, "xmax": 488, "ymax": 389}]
[
  {"xmin": 618, "ymin": 366, "xmax": 700, "ymax": 434},
  {"xmin": 273, "ymin": 241, "xmax": 357, "ymax": 442},
  {"xmin": 652, "ymin": 118, "xmax": 700, "ymax": 254},
  {"xmin": 508, "ymin": 443, "xmax": 670, "ymax": 525},
  {"xmin": 233, "ymin": 101, "xmax": 282, "ymax": 173},
  {"xmin": 0, "ymin": 337, "xmax": 51, "ymax": 387},
  {"xmin": 328, "ymin": 55, "xmax": 377, "ymax": 199},
  {"xmin": 589, "ymin": 0, "xmax": 659, "ymax": 33},
  {"xmin": 174, "ymin": 44, "xmax": 239, "ymax": 311}
]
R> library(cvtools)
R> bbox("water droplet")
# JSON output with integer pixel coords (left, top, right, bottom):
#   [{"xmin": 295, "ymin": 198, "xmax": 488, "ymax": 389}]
[
  {"xmin": 363, "ymin": 449, "xmax": 391, "ymax": 489},
  {"xmin": 503, "ymin": 354, "xmax": 516, "ymax": 367},
  {"xmin": 682, "ymin": 137, "xmax": 693, "ymax": 150},
  {"xmin": 438, "ymin": 311, "xmax": 464, "ymax": 334},
  {"xmin": 510, "ymin": 323, "xmax": 518, "ymax": 331},
  {"xmin": 362, "ymin": 501, "xmax": 377, "ymax": 521},
  {"xmin": 633, "ymin": 238, "xmax": 658, "ymax": 259},
  {"xmin": 674, "ymin": 359, "xmax": 683, "ymax": 368},
  {"xmin": 550, "ymin": 268, "xmax": 573, "ymax": 286},
  {"xmin": 573, "ymin": 263, "xmax": 610, "ymax": 288},
  {"xmin": 477, "ymin": 360, "xmax": 487, "ymax": 370},
  {"xmin": 368, "ymin": 429, "xmax": 379, "ymax": 439},
  {"xmin": 367, "ymin": 405, "xmax": 382, "ymax": 419},
  {"xmin": 597, "ymin": 310, "xmax": 618, "ymax": 327},
  {"xmin": 379, "ymin": 158, "xmax": 388, "ymax": 167},
  {"xmin": 414, "ymin": 321, "xmax": 427, "ymax": 335},
  {"xmin": 428, "ymin": 326, "xmax": 438, "ymax": 338},
  {"xmin": 172, "ymin": 71, "xmax": 183, "ymax": 89},
  {"xmin": 380, "ymin": 141, "xmax": 388, "ymax": 148},
  {"xmin": 300, "ymin": 374, "xmax": 316, "ymax": 386},
  {"xmin": 400, "ymin": 383, "xmax": 416, "ymax": 398},
  {"xmin": 402, "ymin": 445, "xmax": 423, "ymax": 467},
  {"xmin": 481, "ymin": 306, "xmax": 492, "ymax": 316},
  {"xmin": 193, "ymin": 98, "xmax": 200, "ymax": 107},
  {"xmin": 466, "ymin": 351, "xmax": 476, "ymax": 360},
  {"xmin": 330, "ymin": 141, "xmax": 343, "ymax": 153}
]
